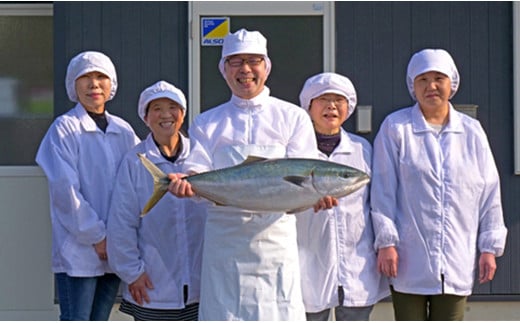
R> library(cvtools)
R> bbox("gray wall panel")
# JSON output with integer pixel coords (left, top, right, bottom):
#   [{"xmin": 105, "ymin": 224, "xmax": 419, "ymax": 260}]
[
  {"xmin": 485, "ymin": 3, "xmax": 516, "ymax": 296},
  {"xmin": 372, "ymin": 2, "xmax": 395, "ymax": 138}
]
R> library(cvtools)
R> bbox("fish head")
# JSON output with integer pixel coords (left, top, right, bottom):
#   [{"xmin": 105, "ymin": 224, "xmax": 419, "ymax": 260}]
[{"xmin": 312, "ymin": 162, "xmax": 370, "ymax": 198}]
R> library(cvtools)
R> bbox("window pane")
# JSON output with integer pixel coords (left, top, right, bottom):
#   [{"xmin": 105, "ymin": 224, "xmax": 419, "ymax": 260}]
[{"xmin": 0, "ymin": 15, "xmax": 53, "ymax": 165}]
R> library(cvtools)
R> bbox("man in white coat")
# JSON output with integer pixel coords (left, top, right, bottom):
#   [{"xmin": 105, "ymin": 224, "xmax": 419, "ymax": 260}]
[{"xmin": 167, "ymin": 28, "xmax": 336, "ymax": 320}]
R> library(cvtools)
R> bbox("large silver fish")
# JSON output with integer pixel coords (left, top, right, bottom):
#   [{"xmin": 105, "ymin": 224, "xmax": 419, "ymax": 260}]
[{"xmin": 137, "ymin": 153, "xmax": 370, "ymax": 216}]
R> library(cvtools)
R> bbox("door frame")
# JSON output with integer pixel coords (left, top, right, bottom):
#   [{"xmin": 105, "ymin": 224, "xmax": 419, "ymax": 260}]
[
  {"xmin": 513, "ymin": 2, "xmax": 520, "ymax": 174},
  {"xmin": 188, "ymin": 1, "xmax": 335, "ymax": 125}
]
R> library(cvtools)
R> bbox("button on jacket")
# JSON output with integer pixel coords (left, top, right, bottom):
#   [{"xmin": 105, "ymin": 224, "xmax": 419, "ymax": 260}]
[
  {"xmin": 36, "ymin": 103, "xmax": 140, "ymax": 276},
  {"xmin": 370, "ymin": 103, "xmax": 507, "ymax": 295}
]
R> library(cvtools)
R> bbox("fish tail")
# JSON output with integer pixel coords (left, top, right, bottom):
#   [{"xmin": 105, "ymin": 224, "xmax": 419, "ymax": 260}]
[{"xmin": 137, "ymin": 153, "xmax": 170, "ymax": 216}]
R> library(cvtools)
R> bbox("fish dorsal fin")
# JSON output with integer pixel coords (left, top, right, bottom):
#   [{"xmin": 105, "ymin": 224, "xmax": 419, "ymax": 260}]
[
  {"xmin": 241, "ymin": 155, "xmax": 268, "ymax": 165},
  {"xmin": 283, "ymin": 175, "xmax": 311, "ymax": 188}
]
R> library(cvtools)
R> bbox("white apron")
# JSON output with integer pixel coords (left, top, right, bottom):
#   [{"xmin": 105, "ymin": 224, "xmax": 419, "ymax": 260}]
[{"xmin": 198, "ymin": 144, "xmax": 306, "ymax": 321}]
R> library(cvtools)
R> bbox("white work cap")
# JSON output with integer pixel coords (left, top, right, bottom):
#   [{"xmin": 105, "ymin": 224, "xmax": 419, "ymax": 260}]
[
  {"xmin": 218, "ymin": 28, "xmax": 272, "ymax": 78},
  {"xmin": 137, "ymin": 80, "xmax": 187, "ymax": 122},
  {"xmin": 65, "ymin": 51, "xmax": 118, "ymax": 102},
  {"xmin": 222, "ymin": 28, "xmax": 268, "ymax": 58},
  {"xmin": 406, "ymin": 48, "xmax": 460, "ymax": 100},
  {"xmin": 299, "ymin": 72, "xmax": 358, "ymax": 118}
]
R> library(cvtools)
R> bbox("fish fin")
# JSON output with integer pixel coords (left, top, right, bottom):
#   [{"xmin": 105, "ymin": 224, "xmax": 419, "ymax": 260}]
[
  {"xmin": 283, "ymin": 175, "xmax": 310, "ymax": 187},
  {"xmin": 140, "ymin": 188, "xmax": 168, "ymax": 217},
  {"xmin": 137, "ymin": 153, "xmax": 170, "ymax": 216},
  {"xmin": 287, "ymin": 206, "xmax": 312, "ymax": 214},
  {"xmin": 137, "ymin": 153, "xmax": 167, "ymax": 182},
  {"xmin": 241, "ymin": 155, "xmax": 268, "ymax": 164}
]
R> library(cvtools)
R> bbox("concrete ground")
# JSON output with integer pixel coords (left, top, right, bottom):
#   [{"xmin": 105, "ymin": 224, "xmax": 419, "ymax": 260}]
[{"xmin": 108, "ymin": 300, "xmax": 520, "ymax": 321}]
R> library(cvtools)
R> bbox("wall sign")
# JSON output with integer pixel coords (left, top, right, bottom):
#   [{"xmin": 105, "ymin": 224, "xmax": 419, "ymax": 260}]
[{"xmin": 201, "ymin": 17, "xmax": 230, "ymax": 46}]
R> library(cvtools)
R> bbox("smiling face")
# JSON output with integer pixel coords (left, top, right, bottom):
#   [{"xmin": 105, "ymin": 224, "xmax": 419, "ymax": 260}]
[
  {"xmin": 223, "ymin": 54, "xmax": 267, "ymax": 99},
  {"xmin": 144, "ymin": 98, "xmax": 185, "ymax": 144},
  {"xmin": 308, "ymin": 93, "xmax": 349, "ymax": 135},
  {"xmin": 413, "ymin": 71, "xmax": 451, "ymax": 112},
  {"xmin": 75, "ymin": 71, "xmax": 112, "ymax": 113}
]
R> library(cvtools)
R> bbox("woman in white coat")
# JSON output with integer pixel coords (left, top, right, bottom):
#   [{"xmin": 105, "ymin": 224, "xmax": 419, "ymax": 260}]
[
  {"xmin": 36, "ymin": 51, "xmax": 140, "ymax": 320},
  {"xmin": 107, "ymin": 81, "xmax": 206, "ymax": 320},
  {"xmin": 166, "ymin": 29, "xmax": 337, "ymax": 321},
  {"xmin": 296, "ymin": 72, "xmax": 390, "ymax": 321},
  {"xmin": 370, "ymin": 48, "xmax": 508, "ymax": 320}
]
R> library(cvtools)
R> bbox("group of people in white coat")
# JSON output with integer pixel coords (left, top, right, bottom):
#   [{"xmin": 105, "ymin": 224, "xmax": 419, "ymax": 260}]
[{"xmin": 36, "ymin": 26, "xmax": 507, "ymax": 322}]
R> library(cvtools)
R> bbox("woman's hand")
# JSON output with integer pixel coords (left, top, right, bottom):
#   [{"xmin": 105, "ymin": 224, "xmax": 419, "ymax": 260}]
[
  {"xmin": 93, "ymin": 238, "xmax": 108, "ymax": 261},
  {"xmin": 313, "ymin": 196, "xmax": 339, "ymax": 212},
  {"xmin": 129, "ymin": 272, "xmax": 154, "ymax": 305},
  {"xmin": 377, "ymin": 246, "xmax": 399, "ymax": 278},
  {"xmin": 478, "ymin": 252, "xmax": 497, "ymax": 284}
]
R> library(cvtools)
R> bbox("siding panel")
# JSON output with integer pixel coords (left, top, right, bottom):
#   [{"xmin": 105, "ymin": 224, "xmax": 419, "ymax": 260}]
[
  {"xmin": 391, "ymin": 2, "xmax": 413, "ymax": 114},
  {"xmin": 372, "ymin": 2, "xmax": 395, "ymax": 138},
  {"xmin": 486, "ymin": 3, "xmax": 516, "ymax": 295}
]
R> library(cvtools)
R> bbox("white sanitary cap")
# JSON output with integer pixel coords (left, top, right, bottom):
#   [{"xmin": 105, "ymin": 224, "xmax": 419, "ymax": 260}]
[
  {"xmin": 299, "ymin": 72, "xmax": 358, "ymax": 118},
  {"xmin": 138, "ymin": 80, "xmax": 187, "ymax": 122},
  {"xmin": 406, "ymin": 48, "xmax": 460, "ymax": 100},
  {"xmin": 218, "ymin": 28, "xmax": 272, "ymax": 78},
  {"xmin": 65, "ymin": 51, "xmax": 118, "ymax": 102}
]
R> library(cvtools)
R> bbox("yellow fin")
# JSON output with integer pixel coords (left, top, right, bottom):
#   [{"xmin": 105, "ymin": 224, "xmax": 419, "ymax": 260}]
[
  {"xmin": 137, "ymin": 153, "xmax": 167, "ymax": 182},
  {"xmin": 137, "ymin": 153, "xmax": 170, "ymax": 216},
  {"xmin": 140, "ymin": 187, "xmax": 168, "ymax": 217}
]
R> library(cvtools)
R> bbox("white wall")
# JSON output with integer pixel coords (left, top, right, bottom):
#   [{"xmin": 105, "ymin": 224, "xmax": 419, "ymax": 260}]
[{"xmin": 0, "ymin": 167, "xmax": 58, "ymax": 320}]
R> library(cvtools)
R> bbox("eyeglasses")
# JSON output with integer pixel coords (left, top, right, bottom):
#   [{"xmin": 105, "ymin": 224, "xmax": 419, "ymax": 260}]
[
  {"xmin": 315, "ymin": 96, "xmax": 347, "ymax": 106},
  {"xmin": 225, "ymin": 57, "xmax": 264, "ymax": 67}
]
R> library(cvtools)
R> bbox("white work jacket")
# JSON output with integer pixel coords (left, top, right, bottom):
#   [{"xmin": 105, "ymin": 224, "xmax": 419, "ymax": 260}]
[
  {"xmin": 107, "ymin": 134, "xmax": 206, "ymax": 309},
  {"xmin": 370, "ymin": 103, "xmax": 507, "ymax": 296},
  {"xmin": 185, "ymin": 87, "xmax": 318, "ymax": 321},
  {"xmin": 36, "ymin": 103, "xmax": 140, "ymax": 276},
  {"xmin": 297, "ymin": 129, "xmax": 389, "ymax": 312}
]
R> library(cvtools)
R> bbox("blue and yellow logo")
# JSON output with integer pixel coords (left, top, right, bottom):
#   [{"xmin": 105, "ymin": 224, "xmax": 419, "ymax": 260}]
[{"xmin": 201, "ymin": 17, "xmax": 230, "ymax": 46}]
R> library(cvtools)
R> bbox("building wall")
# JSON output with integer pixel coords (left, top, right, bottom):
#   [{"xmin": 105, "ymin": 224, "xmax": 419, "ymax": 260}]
[
  {"xmin": 0, "ymin": 167, "xmax": 58, "ymax": 320},
  {"xmin": 52, "ymin": 1, "xmax": 519, "ymax": 298}
]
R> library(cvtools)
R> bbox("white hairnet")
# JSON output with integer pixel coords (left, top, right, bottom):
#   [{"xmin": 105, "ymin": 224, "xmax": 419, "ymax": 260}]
[
  {"xmin": 218, "ymin": 28, "xmax": 272, "ymax": 79},
  {"xmin": 138, "ymin": 80, "xmax": 187, "ymax": 122},
  {"xmin": 299, "ymin": 72, "xmax": 357, "ymax": 118},
  {"xmin": 65, "ymin": 51, "xmax": 118, "ymax": 102},
  {"xmin": 406, "ymin": 48, "xmax": 460, "ymax": 100}
]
